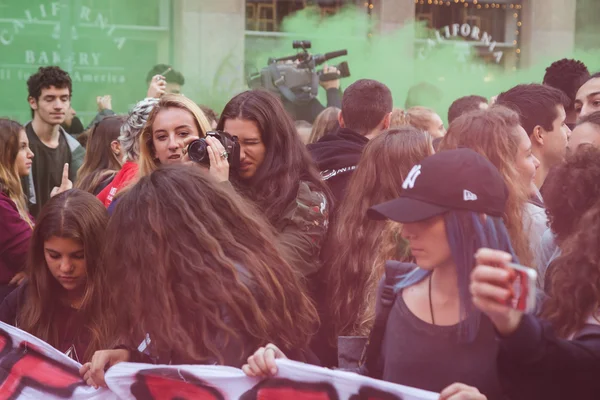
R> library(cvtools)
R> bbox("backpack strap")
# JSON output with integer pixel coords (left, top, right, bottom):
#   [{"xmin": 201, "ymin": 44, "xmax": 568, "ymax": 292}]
[
  {"xmin": 360, "ymin": 261, "xmax": 422, "ymax": 378},
  {"xmin": 573, "ymin": 323, "xmax": 600, "ymax": 341}
]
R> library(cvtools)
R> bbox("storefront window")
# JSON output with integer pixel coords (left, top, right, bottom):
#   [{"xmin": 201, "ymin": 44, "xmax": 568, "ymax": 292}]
[
  {"xmin": 414, "ymin": 0, "xmax": 523, "ymax": 69},
  {"xmin": 245, "ymin": 0, "xmax": 366, "ymax": 32}
]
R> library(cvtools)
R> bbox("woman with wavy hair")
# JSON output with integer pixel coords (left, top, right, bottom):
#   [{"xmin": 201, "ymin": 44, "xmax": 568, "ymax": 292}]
[
  {"xmin": 75, "ymin": 115, "xmax": 126, "ymax": 195},
  {"xmin": 217, "ymin": 90, "xmax": 331, "ymax": 277},
  {"xmin": 316, "ymin": 127, "xmax": 433, "ymax": 366},
  {"xmin": 0, "ymin": 189, "xmax": 110, "ymax": 363},
  {"xmin": 539, "ymin": 145, "xmax": 600, "ymax": 281},
  {"xmin": 540, "ymin": 198, "xmax": 600, "ymax": 339},
  {"xmin": 81, "ymin": 165, "xmax": 318, "ymax": 388},
  {"xmin": 0, "ymin": 119, "xmax": 34, "ymax": 299},
  {"xmin": 439, "ymin": 106, "xmax": 538, "ymax": 270},
  {"xmin": 404, "ymin": 106, "xmax": 446, "ymax": 138}
]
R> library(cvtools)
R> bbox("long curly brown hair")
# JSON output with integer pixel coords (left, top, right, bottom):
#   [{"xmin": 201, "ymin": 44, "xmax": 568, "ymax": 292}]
[
  {"xmin": 541, "ymin": 199, "xmax": 600, "ymax": 338},
  {"xmin": 101, "ymin": 164, "xmax": 318, "ymax": 364},
  {"xmin": 439, "ymin": 106, "xmax": 534, "ymax": 268},
  {"xmin": 320, "ymin": 127, "xmax": 433, "ymax": 342},
  {"xmin": 542, "ymin": 145, "xmax": 600, "ymax": 246}
]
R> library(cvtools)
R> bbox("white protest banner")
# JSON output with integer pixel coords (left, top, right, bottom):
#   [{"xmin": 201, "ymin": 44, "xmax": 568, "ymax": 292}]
[
  {"xmin": 0, "ymin": 321, "xmax": 438, "ymax": 399},
  {"xmin": 0, "ymin": 321, "xmax": 115, "ymax": 399},
  {"xmin": 105, "ymin": 360, "xmax": 438, "ymax": 400}
]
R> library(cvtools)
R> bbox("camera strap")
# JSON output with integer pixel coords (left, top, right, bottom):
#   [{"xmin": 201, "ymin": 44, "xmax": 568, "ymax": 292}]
[{"xmin": 268, "ymin": 63, "xmax": 299, "ymax": 104}]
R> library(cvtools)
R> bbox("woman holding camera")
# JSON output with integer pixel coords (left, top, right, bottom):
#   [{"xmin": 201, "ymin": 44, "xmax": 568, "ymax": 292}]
[
  {"xmin": 137, "ymin": 94, "xmax": 230, "ymax": 183},
  {"xmin": 216, "ymin": 90, "xmax": 331, "ymax": 278}
]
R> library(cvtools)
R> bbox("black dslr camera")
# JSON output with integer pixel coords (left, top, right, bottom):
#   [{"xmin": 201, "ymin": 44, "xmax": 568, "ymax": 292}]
[{"xmin": 187, "ymin": 131, "xmax": 240, "ymax": 169}]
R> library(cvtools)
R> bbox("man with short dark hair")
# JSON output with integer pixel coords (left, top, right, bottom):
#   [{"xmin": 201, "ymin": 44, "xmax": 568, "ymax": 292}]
[
  {"xmin": 146, "ymin": 63, "xmax": 185, "ymax": 97},
  {"xmin": 308, "ymin": 79, "xmax": 393, "ymax": 206},
  {"xmin": 447, "ymin": 95, "xmax": 488, "ymax": 125},
  {"xmin": 496, "ymin": 84, "xmax": 571, "ymax": 189},
  {"xmin": 575, "ymin": 72, "xmax": 600, "ymax": 118},
  {"xmin": 25, "ymin": 66, "xmax": 85, "ymax": 217},
  {"xmin": 543, "ymin": 59, "xmax": 590, "ymax": 129}
]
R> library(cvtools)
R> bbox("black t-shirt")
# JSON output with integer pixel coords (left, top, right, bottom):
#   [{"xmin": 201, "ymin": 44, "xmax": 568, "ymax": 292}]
[
  {"xmin": 25, "ymin": 123, "xmax": 71, "ymax": 218},
  {"xmin": 380, "ymin": 293, "xmax": 504, "ymax": 400}
]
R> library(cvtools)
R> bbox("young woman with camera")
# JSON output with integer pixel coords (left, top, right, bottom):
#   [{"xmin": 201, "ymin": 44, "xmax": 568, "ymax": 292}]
[
  {"xmin": 80, "ymin": 165, "xmax": 318, "ymax": 388},
  {"xmin": 137, "ymin": 94, "xmax": 230, "ymax": 183},
  {"xmin": 216, "ymin": 89, "xmax": 331, "ymax": 278}
]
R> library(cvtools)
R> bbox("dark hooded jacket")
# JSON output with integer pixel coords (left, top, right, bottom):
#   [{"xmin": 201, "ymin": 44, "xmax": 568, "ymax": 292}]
[{"xmin": 307, "ymin": 127, "xmax": 368, "ymax": 210}]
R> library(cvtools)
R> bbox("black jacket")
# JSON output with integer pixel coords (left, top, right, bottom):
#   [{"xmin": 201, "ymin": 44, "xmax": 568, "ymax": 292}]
[
  {"xmin": 307, "ymin": 127, "xmax": 368, "ymax": 209},
  {"xmin": 283, "ymin": 88, "xmax": 342, "ymax": 123},
  {"xmin": 498, "ymin": 314, "xmax": 600, "ymax": 400}
]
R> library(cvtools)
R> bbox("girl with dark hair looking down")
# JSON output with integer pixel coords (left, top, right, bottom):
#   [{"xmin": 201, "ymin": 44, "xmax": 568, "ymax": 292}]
[{"xmin": 0, "ymin": 189, "xmax": 110, "ymax": 363}]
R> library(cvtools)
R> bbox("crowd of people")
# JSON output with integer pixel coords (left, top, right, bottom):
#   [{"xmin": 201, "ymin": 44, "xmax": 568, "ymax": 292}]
[{"xmin": 1, "ymin": 58, "xmax": 600, "ymax": 400}]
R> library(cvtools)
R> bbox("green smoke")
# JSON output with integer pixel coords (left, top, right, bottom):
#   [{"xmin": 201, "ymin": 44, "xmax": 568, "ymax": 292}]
[{"xmin": 246, "ymin": 3, "xmax": 600, "ymax": 122}]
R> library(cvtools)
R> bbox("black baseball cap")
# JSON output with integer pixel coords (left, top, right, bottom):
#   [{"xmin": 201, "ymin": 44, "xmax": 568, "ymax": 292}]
[{"xmin": 368, "ymin": 148, "xmax": 508, "ymax": 223}]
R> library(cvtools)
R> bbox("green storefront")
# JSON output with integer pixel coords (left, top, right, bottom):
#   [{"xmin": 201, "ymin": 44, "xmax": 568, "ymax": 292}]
[{"xmin": 0, "ymin": 0, "xmax": 171, "ymax": 125}]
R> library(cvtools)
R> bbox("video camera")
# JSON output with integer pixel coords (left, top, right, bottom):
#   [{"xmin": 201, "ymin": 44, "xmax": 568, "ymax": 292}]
[{"xmin": 247, "ymin": 40, "xmax": 350, "ymax": 105}]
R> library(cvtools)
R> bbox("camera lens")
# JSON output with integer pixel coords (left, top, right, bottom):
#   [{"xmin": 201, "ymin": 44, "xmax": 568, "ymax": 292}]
[{"xmin": 187, "ymin": 139, "xmax": 209, "ymax": 165}]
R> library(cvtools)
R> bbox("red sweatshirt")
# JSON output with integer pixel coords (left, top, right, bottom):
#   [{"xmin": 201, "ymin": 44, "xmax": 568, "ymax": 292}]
[
  {"xmin": 97, "ymin": 161, "xmax": 138, "ymax": 208},
  {"xmin": 0, "ymin": 192, "xmax": 32, "ymax": 284}
]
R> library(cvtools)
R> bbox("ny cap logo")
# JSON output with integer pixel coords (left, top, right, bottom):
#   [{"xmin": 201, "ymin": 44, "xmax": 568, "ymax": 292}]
[
  {"xmin": 403, "ymin": 165, "xmax": 422, "ymax": 189},
  {"xmin": 463, "ymin": 190, "xmax": 478, "ymax": 201}
]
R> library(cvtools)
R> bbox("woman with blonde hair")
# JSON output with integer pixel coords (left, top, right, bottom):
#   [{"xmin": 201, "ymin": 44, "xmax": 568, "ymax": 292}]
[
  {"xmin": 0, "ymin": 119, "xmax": 34, "ymax": 299},
  {"xmin": 316, "ymin": 126, "xmax": 433, "ymax": 367},
  {"xmin": 403, "ymin": 106, "xmax": 446, "ymax": 138},
  {"xmin": 75, "ymin": 115, "xmax": 126, "ymax": 195},
  {"xmin": 137, "ymin": 94, "xmax": 228, "ymax": 179},
  {"xmin": 439, "ymin": 106, "xmax": 539, "ymax": 270},
  {"xmin": 308, "ymin": 107, "xmax": 340, "ymax": 144}
]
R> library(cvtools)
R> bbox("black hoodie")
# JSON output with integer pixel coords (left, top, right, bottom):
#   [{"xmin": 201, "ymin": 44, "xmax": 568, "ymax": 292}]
[{"xmin": 307, "ymin": 127, "xmax": 368, "ymax": 208}]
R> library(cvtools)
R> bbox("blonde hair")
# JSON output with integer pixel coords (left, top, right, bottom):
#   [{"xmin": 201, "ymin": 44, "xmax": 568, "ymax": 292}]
[
  {"xmin": 389, "ymin": 108, "xmax": 410, "ymax": 127},
  {"xmin": 308, "ymin": 107, "xmax": 340, "ymax": 144},
  {"xmin": 138, "ymin": 94, "xmax": 212, "ymax": 177},
  {"xmin": 405, "ymin": 106, "xmax": 440, "ymax": 132},
  {"xmin": 439, "ymin": 106, "xmax": 534, "ymax": 268},
  {"xmin": 0, "ymin": 119, "xmax": 33, "ymax": 227}
]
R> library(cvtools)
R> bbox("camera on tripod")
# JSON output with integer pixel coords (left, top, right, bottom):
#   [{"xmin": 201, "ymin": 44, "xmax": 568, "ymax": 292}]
[{"xmin": 247, "ymin": 40, "xmax": 350, "ymax": 105}]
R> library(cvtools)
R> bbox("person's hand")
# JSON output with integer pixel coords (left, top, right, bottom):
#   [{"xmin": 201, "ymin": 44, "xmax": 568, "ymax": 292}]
[
  {"xmin": 439, "ymin": 383, "xmax": 487, "ymax": 400},
  {"xmin": 147, "ymin": 75, "xmax": 167, "ymax": 98},
  {"xmin": 80, "ymin": 349, "xmax": 130, "ymax": 389},
  {"xmin": 470, "ymin": 248, "xmax": 523, "ymax": 336},
  {"xmin": 319, "ymin": 64, "xmax": 340, "ymax": 90},
  {"xmin": 206, "ymin": 136, "xmax": 230, "ymax": 183},
  {"xmin": 242, "ymin": 344, "xmax": 287, "ymax": 378},
  {"xmin": 181, "ymin": 136, "xmax": 230, "ymax": 182},
  {"xmin": 50, "ymin": 163, "xmax": 72, "ymax": 198},
  {"xmin": 9, "ymin": 272, "xmax": 26, "ymax": 286},
  {"xmin": 96, "ymin": 95, "xmax": 112, "ymax": 111}
]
